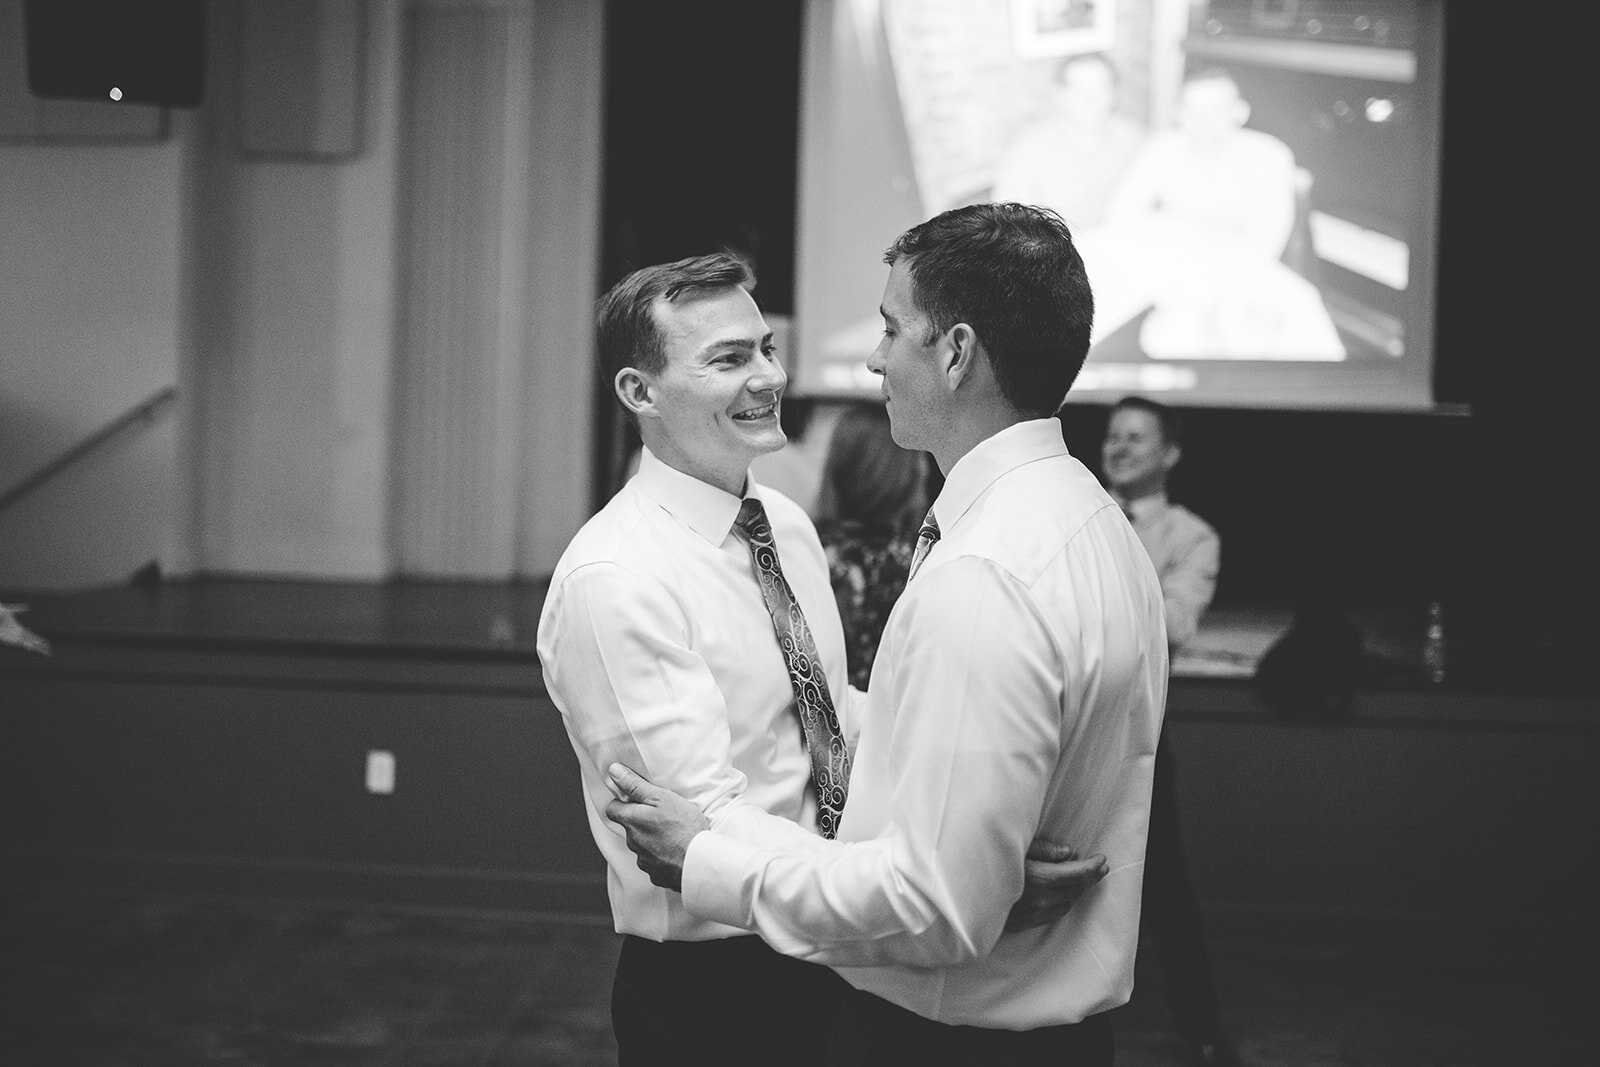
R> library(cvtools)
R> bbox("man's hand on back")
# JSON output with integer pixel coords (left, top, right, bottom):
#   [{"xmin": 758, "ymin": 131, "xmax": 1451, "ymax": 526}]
[{"xmin": 1008, "ymin": 838, "xmax": 1108, "ymax": 931}]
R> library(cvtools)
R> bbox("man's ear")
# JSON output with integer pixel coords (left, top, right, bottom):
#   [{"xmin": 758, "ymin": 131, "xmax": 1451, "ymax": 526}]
[
  {"xmin": 942, "ymin": 323, "xmax": 980, "ymax": 391},
  {"xmin": 615, "ymin": 368, "xmax": 657, "ymax": 419},
  {"xmin": 1162, "ymin": 441, "xmax": 1183, "ymax": 473}
]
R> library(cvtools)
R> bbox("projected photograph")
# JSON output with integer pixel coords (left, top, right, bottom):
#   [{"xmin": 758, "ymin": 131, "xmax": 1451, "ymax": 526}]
[
  {"xmin": 792, "ymin": 0, "xmax": 1444, "ymax": 412},
  {"xmin": 1012, "ymin": 0, "xmax": 1117, "ymax": 58}
]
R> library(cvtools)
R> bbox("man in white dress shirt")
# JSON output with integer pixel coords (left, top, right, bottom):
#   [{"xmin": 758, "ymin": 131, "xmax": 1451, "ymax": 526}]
[
  {"xmin": 1103, "ymin": 395, "xmax": 1240, "ymax": 1067},
  {"xmin": 606, "ymin": 205, "xmax": 1170, "ymax": 1065},
  {"xmin": 537, "ymin": 251, "xmax": 1104, "ymax": 1065}
]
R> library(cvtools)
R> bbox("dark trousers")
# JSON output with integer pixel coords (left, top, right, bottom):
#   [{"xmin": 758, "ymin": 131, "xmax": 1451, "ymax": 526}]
[
  {"xmin": 612, "ymin": 934, "xmax": 848, "ymax": 1066},
  {"xmin": 1141, "ymin": 729, "xmax": 1223, "ymax": 1045},
  {"xmin": 830, "ymin": 985, "xmax": 1114, "ymax": 1066}
]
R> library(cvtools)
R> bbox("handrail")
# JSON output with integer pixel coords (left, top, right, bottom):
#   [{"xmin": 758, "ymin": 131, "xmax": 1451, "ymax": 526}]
[{"xmin": 0, "ymin": 385, "xmax": 178, "ymax": 515}]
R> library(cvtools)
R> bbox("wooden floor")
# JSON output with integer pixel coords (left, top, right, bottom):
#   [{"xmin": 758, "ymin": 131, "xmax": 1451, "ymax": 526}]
[{"xmin": 4, "ymin": 888, "xmax": 1584, "ymax": 1066}]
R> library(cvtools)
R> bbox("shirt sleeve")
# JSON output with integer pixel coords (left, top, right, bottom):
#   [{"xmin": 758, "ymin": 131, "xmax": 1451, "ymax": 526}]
[
  {"xmin": 839, "ymin": 683, "xmax": 865, "ymax": 756},
  {"xmin": 1235, "ymin": 136, "xmax": 1299, "ymax": 261},
  {"xmin": 541, "ymin": 561, "xmax": 748, "ymax": 818},
  {"xmin": 682, "ymin": 557, "xmax": 1063, "ymax": 968},
  {"xmin": 1159, "ymin": 520, "xmax": 1220, "ymax": 651},
  {"xmin": 698, "ymin": 679, "xmax": 866, "ymax": 849}
]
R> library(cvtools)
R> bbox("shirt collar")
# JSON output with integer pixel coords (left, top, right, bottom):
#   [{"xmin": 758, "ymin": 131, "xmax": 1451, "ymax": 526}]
[
  {"xmin": 930, "ymin": 418, "xmax": 1069, "ymax": 532},
  {"xmin": 1114, "ymin": 490, "xmax": 1170, "ymax": 524},
  {"xmin": 634, "ymin": 445, "xmax": 753, "ymax": 545}
]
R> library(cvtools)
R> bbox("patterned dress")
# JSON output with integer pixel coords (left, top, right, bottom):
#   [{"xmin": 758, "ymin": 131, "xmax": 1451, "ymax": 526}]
[{"xmin": 819, "ymin": 520, "xmax": 915, "ymax": 691}]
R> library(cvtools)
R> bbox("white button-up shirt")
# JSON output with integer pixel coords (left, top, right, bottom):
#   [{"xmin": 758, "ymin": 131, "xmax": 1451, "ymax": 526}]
[
  {"xmin": 683, "ymin": 418, "xmax": 1169, "ymax": 1028},
  {"xmin": 537, "ymin": 445, "xmax": 859, "ymax": 942}
]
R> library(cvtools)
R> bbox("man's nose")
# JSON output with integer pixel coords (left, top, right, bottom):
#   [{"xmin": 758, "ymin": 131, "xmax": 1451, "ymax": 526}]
[
  {"xmin": 749, "ymin": 352, "xmax": 787, "ymax": 392},
  {"xmin": 866, "ymin": 343, "xmax": 886, "ymax": 376}
]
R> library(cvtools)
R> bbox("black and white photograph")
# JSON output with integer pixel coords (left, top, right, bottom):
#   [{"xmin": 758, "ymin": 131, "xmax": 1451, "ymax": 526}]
[{"xmin": 2, "ymin": 2, "xmax": 1590, "ymax": 1065}]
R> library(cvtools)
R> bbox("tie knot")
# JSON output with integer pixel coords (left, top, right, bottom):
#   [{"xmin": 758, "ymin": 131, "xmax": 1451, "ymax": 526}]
[
  {"xmin": 734, "ymin": 497, "xmax": 769, "ymax": 540},
  {"xmin": 917, "ymin": 508, "xmax": 940, "ymax": 542}
]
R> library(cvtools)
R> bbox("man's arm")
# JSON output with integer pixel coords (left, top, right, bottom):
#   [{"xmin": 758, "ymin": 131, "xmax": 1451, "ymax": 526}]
[
  {"xmin": 615, "ymin": 559, "xmax": 1077, "ymax": 969},
  {"xmin": 608, "ymin": 766, "xmax": 1107, "ymax": 924},
  {"xmin": 540, "ymin": 562, "xmax": 751, "ymax": 825},
  {"xmin": 1231, "ymin": 133, "xmax": 1299, "ymax": 261},
  {"xmin": 1159, "ymin": 517, "xmax": 1220, "ymax": 650},
  {"xmin": 1101, "ymin": 136, "xmax": 1169, "ymax": 229}
]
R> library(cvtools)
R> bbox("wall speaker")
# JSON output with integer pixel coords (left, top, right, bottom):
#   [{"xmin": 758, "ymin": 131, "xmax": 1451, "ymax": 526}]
[{"xmin": 23, "ymin": 0, "xmax": 206, "ymax": 108}]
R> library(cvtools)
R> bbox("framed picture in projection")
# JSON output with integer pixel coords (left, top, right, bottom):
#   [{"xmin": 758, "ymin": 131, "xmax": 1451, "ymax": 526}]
[{"xmin": 1011, "ymin": 0, "xmax": 1116, "ymax": 58}]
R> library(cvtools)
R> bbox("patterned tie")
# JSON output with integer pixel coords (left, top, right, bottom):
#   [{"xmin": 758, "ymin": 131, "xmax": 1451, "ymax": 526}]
[
  {"xmin": 733, "ymin": 498, "xmax": 852, "ymax": 838},
  {"xmin": 908, "ymin": 507, "xmax": 941, "ymax": 580}
]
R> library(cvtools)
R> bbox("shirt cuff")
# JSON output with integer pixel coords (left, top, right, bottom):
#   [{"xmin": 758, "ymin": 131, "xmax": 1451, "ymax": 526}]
[{"xmin": 682, "ymin": 829, "xmax": 758, "ymax": 929}]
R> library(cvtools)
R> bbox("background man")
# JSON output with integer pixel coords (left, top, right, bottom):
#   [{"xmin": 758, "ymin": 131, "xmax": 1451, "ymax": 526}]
[{"xmin": 1101, "ymin": 394, "xmax": 1240, "ymax": 1067}]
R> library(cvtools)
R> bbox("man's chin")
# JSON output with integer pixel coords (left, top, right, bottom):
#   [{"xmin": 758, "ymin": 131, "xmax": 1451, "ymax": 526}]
[{"xmin": 738, "ymin": 424, "xmax": 787, "ymax": 455}]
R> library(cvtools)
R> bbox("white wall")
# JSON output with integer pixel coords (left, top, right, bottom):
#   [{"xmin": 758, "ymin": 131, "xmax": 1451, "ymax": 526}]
[
  {"xmin": 0, "ymin": 0, "xmax": 603, "ymax": 592},
  {"xmin": 0, "ymin": 116, "xmax": 187, "ymax": 589},
  {"xmin": 183, "ymin": 0, "xmax": 406, "ymax": 580}
]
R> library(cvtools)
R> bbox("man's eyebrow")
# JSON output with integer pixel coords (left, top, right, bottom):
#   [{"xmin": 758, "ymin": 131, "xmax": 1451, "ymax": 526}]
[
  {"xmin": 697, "ymin": 332, "xmax": 773, "ymax": 357},
  {"xmin": 879, "ymin": 306, "xmax": 899, "ymax": 326}
]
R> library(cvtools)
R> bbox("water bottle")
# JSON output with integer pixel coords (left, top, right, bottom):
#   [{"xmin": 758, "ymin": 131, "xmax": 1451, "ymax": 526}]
[{"xmin": 1421, "ymin": 600, "xmax": 1446, "ymax": 684}]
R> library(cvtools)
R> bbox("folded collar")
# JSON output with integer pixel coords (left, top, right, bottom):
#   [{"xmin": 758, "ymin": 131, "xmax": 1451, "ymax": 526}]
[
  {"xmin": 930, "ymin": 418, "xmax": 1069, "ymax": 532},
  {"xmin": 1114, "ymin": 490, "xmax": 1170, "ymax": 524},
  {"xmin": 634, "ymin": 445, "xmax": 756, "ymax": 545}
]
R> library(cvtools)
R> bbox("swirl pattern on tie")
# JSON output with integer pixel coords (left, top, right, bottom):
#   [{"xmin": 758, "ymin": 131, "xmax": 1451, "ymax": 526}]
[{"xmin": 734, "ymin": 498, "xmax": 852, "ymax": 838}]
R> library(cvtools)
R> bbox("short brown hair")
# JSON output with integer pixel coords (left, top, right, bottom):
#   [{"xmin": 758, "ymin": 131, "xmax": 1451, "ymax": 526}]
[
  {"xmin": 596, "ymin": 253, "xmax": 756, "ymax": 417},
  {"xmin": 885, "ymin": 203, "xmax": 1093, "ymax": 418}
]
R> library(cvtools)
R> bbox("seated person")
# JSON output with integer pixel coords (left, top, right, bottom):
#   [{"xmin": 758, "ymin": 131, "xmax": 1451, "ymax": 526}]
[{"xmin": 1078, "ymin": 66, "xmax": 1344, "ymax": 361}]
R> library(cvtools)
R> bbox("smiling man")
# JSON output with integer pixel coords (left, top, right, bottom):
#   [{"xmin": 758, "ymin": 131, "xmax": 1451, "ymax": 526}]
[
  {"xmin": 537, "ymin": 251, "xmax": 1107, "ymax": 1066},
  {"xmin": 1102, "ymin": 395, "xmax": 1236, "ymax": 1067},
  {"xmin": 537, "ymin": 252, "xmax": 856, "ymax": 1066},
  {"xmin": 1102, "ymin": 395, "xmax": 1219, "ymax": 653}
]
